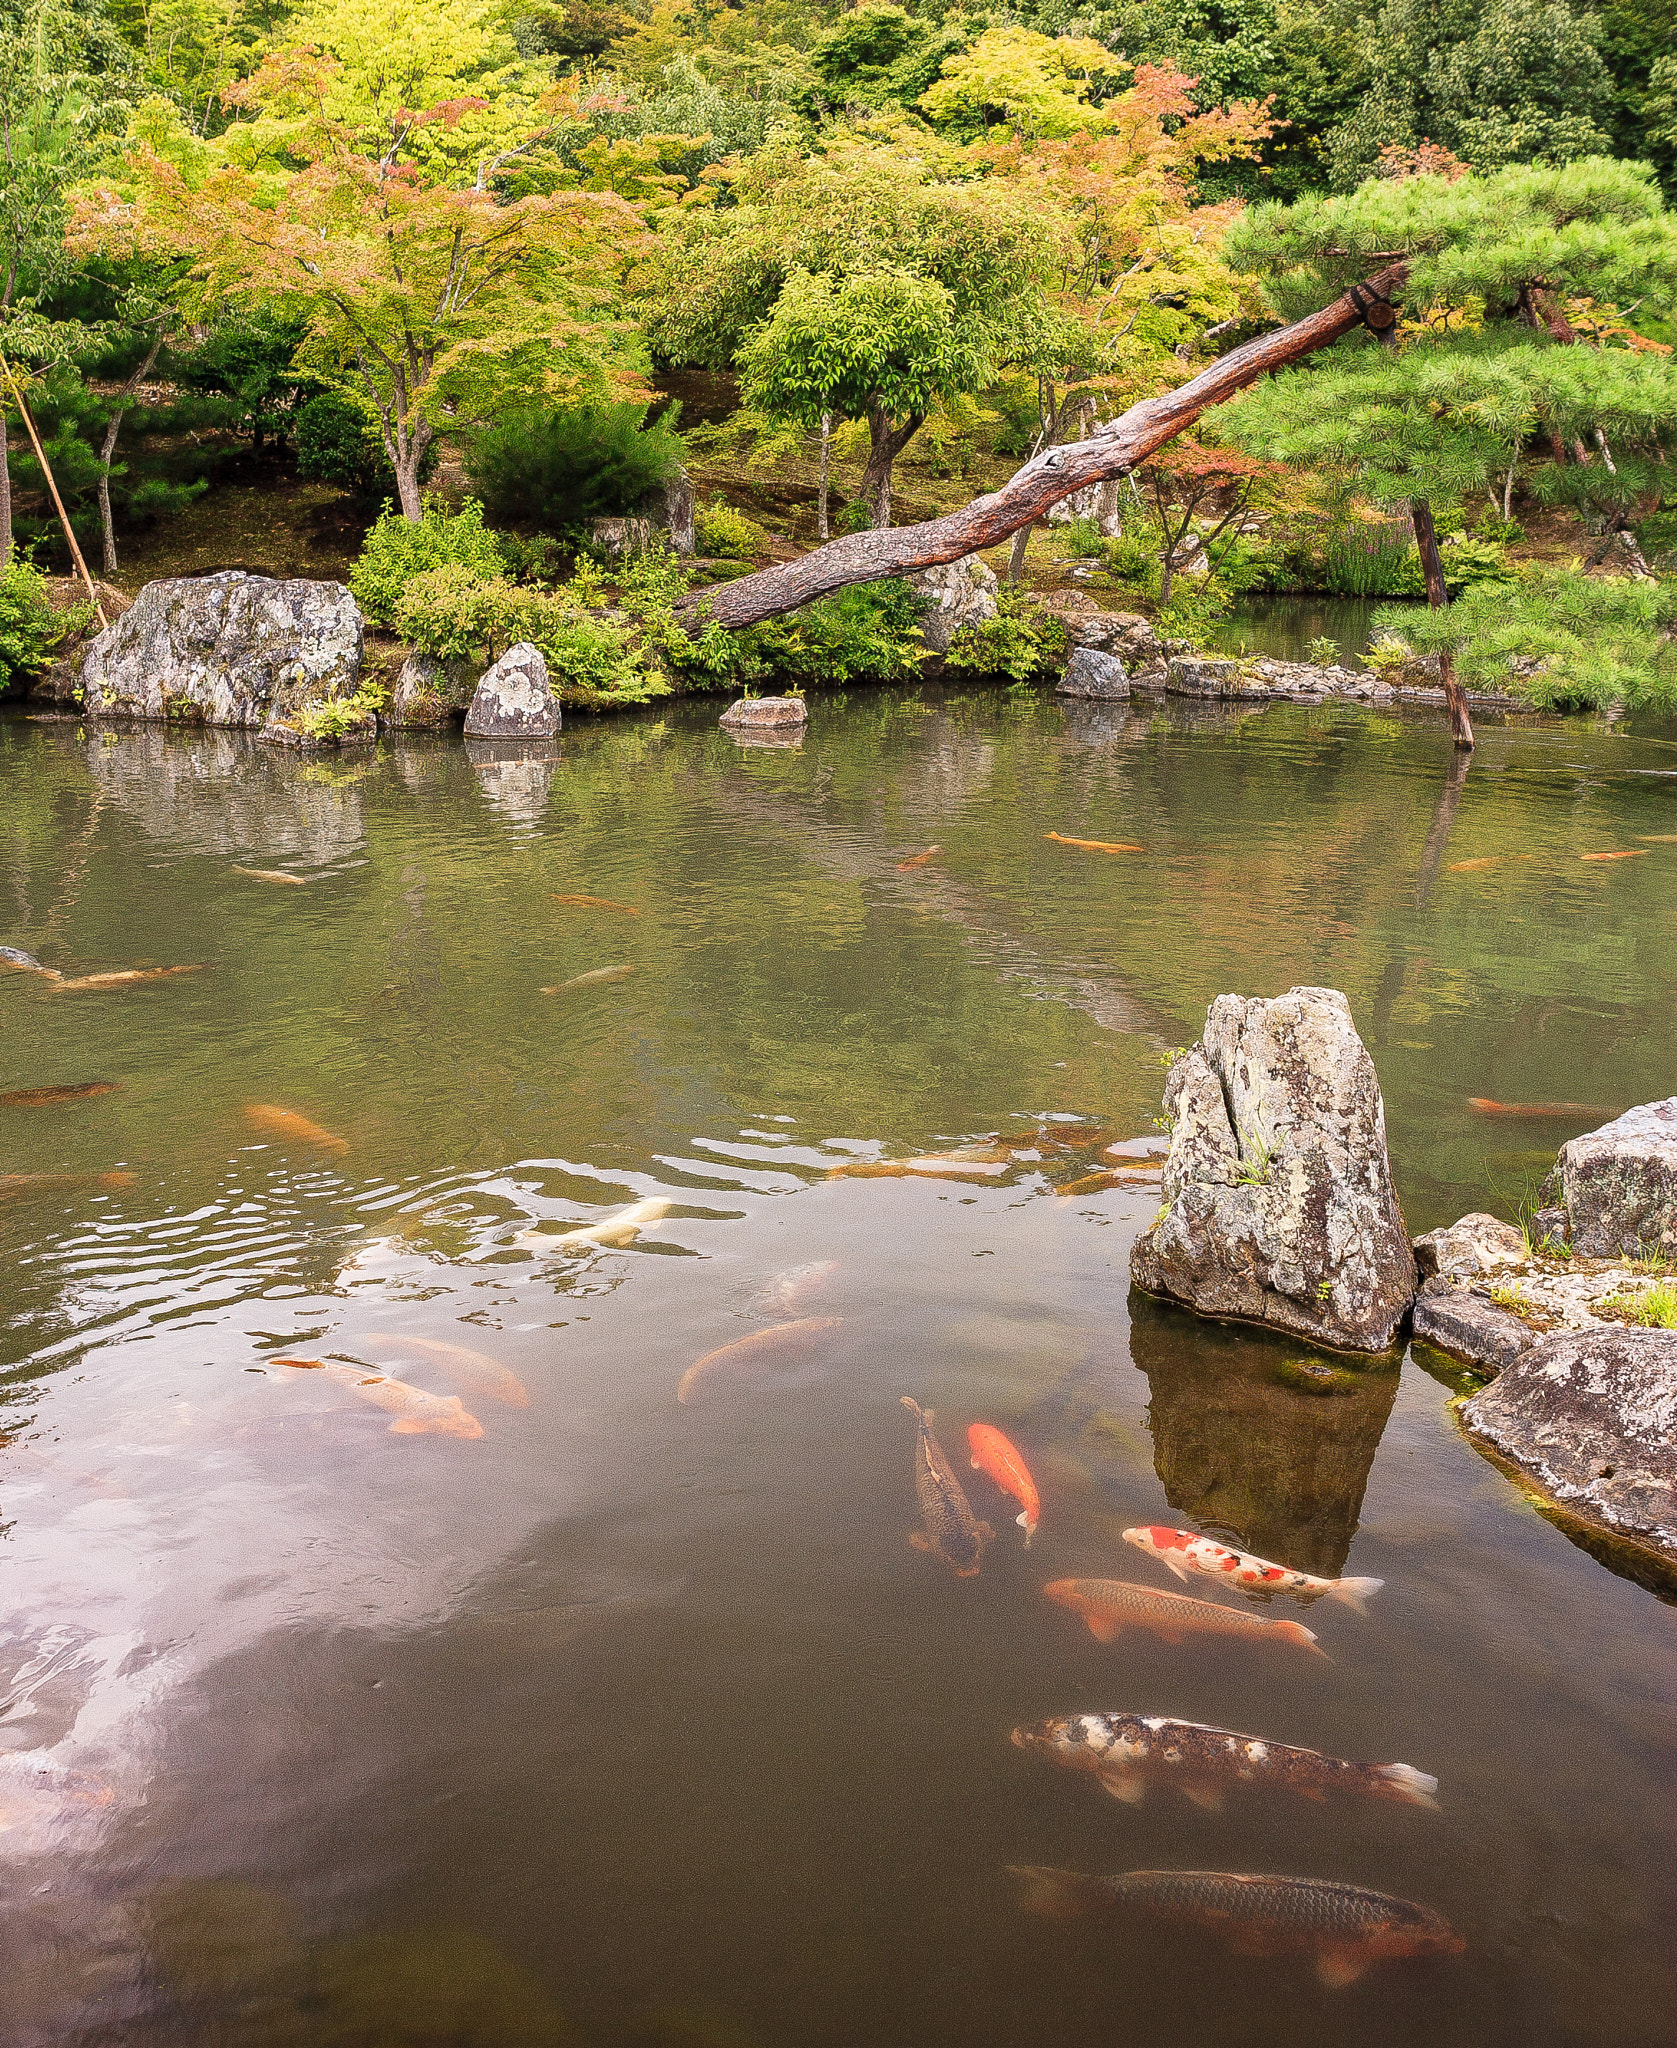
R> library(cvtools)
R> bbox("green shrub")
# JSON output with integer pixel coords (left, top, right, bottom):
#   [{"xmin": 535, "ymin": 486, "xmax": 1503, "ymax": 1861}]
[
  {"xmin": 295, "ymin": 392, "xmax": 438, "ymax": 503},
  {"xmin": 349, "ymin": 500, "xmax": 508, "ymax": 626},
  {"xmin": 760, "ymin": 579, "xmax": 929, "ymax": 688},
  {"xmin": 1322, "ymin": 521, "xmax": 1416, "ymax": 597},
  {"xmin": 1052, "ymin": 514, "xmax": 1105, "ymax": 559},
  {"xmin": 0, "ymin": 557, "xmax": 65, "ymax": 688},
  {"xmin": 695, "ymin": 496, "xmax": 769, "ymax": 559},
  {"xmin": 944, "ymin": 586, "xmax": 1068, "ymax": 685},
  {"xmin": 294, "ymin": 682, "xmax": 388, "ymax": 740},
  {"xmin": 1100, "ymin": 521, "xmax": 1164, "ymax": 597},
  {"xmin": 463, "ymin": 401, "xmax": 684, "ymax": 528}
]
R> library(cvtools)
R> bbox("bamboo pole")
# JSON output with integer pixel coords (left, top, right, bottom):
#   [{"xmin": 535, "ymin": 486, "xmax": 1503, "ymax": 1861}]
[{"xmin": 0, "ymin": 355, "xmax": 108, "ymax": 629}]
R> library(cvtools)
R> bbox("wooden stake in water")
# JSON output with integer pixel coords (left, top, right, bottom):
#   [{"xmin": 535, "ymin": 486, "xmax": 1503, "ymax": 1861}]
[{"xmin": 0, "ymin": 355, "xmax": 108, "ymax": 630}]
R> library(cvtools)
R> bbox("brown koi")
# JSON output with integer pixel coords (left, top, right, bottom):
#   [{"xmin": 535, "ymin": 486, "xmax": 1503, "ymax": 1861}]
[
  {"xmin": 0, "ymin": 1082, "xmax": 120, "ymax": 1108},
  {"xmin": 895, "ymin": 846, "xmax": 942, "ymax": 871},
  {"xmin": 1046, "ymin": 831, "xmax": 1144, "ymax": 854},
  {"xmin": 1008, "ymin": 1867, "xmax": 1463, "ymax": 1988},
  {"xmin": 549, "ymin": 894, "xmax": 641, "ymax": 915},
  {"xmin": 541, "ymin": 964, "xmax": 634, "ymax": 992},
  {"xmin": 244, "ymin": 1103, "xmax": 348, "ymax": 1151},
  {"xmin": 50, "ymin": 965, "xmax": 206, "ymax": 992},
  {"xmin": 1635, "ymin": 834, "xmax": 1677, "ymax": 843},
  {"xmin": 1579, "ymin": 849, "xmax": 1649, "ymax": 862},
  {"xmin": 903, "ymin": 1397, "xmax": 993, "ymax": 1576},
  {"xmin": 233, "ymin": 866, "xmax": 309, "ymax": 885},
  {"xmin": 1012, "ymin": 1714, "xmax": 1438, "ymax": 1813},
  {"xmin": 1043, "ymin": 1579, "xmax": 1326, "ymax": 1656},
  {"xmin": 1446, "ymin": 855, "xmax": 1532, "ymax": 873},
  {"xmin": 1055, "ymin": 1171, "xmax": 1127, "ymax": 1197},
  {"xmin": 0, "ymin": 1171, "xmax": 135, "ymax": 1199},
  {"xmin": 1466, "ymin": 1097, "xmax": 1612, "ymax": 1119},
  {"xmin": 361, "ymin": 1333, "xmax": 529, "ymax": 1408},
  {"xmin": 677, "ymin": 1316, "xmax": 844, "ymax": 1403},
  {"xmin": 279, "ymin": 1358, "xmax": 483, "ymax": 1438}
]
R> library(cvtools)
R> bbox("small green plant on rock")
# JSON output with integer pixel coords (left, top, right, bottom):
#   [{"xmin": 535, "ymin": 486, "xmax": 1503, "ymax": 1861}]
[
  {"xmin": 293, "ymin": 682, "xmax": 388, "ymax": 740},
  {"xmin": 1306, "ymin": 634, "xmax": 1338, "ymax": 666},
  {"xmin": 1602, "ymin": 1279, "xmax": 1677, "ymax": 1328}
]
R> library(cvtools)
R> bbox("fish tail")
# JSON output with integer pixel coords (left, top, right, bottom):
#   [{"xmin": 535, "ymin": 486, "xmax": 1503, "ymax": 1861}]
[
  {"xmin": 1017, "ymin": 1510, "xmax": 1033, "ymax": 1546},
  {"xmin": 900, "ymin": 1395, "xmax": 930, "ymax": 1425},
  {"xmin": 1006, "ymin": 1867, "xmax": 1110, "ymax": 1919},
  {"xmin": 1374, "ymin": 1763, "xmax": 1441, "ymax": 1810},
  {"xmin": 1277, "ymin": 1620, "xmax": 1330, "ymax": 1658},
  {"xmin": 1327, "ymin": 1576, "xmax": 1384, "ymax": 1614}
]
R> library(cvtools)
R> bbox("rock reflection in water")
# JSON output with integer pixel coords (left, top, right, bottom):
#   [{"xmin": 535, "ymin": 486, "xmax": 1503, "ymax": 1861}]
[
  {"xmin": 1129, "ymin": 1299, "xmax": 1399, "ymax": 1578},
  {"xmin": 464, "ymin": 739, "xmax": 557, "ymax": 825}
]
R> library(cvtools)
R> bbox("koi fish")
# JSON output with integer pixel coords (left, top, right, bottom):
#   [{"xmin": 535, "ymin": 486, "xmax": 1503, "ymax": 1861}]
[
  {"xmin": 1123, "ymin": 1525, "xmax": 1383, "ymax": 1611},
  {"xmin": 0, "ymin": 1170, "xmax": 135, "ymax": 1198},
  {"xmin": 677, "ymin": 1316, "xmax": 844, "ymax": 1403},
  {"xmin": 1054, "ymin": 1171, "xmax": 1127, "ymax": 1197},
  {"xmin": 1007, "ymin": 1868, "xmax": 1463, "ymax": 1988},
  {"xmin": 279, "ymin": 1359, "xmax": 483, "ymax": 1438},
  {"xmin": 751, "ymin": 1259, "xmax": 838, "ymax": 1316},
  {"xmin": 1579, "ymin": 849, "xmax": 1648, "ymax": 862},
  {"xmin": 1043, "ymin": 1579, "xmax": 1326, "ymax": 1656},
  {"xmin": 967, "ymin": 1423, "xmax": 1040, "ymax": 1544},
  {"xmin": 1446, "ymin": 856, "xmax": 1532, "ymax": 872},
  {"xmin": 1466, "ymin": 1097, "xmax": 1612, "ymax": 1119},
  {"xmin": 233, "ymin": 866, "xmax": 309, "ymax": 885},
  {"xmin": 361, "ymin": 1333, "xmax": 529, "ymax": 1408},
  {"xmin": 1011, "ymin": 1714, "xmax": 1439, "ymax": 1813},
  {"xmin": 1636, "ymin": 834, "xmax": 1677, "ymax": 843},
  {"xmin": 244, "ymin": 1103, "xmax": 348, "ymax": 1151},
  {"xmin": 0, "ymin": 1081, "xmax": 119, "ymax": 1108},
  {"xmin": 541, "ymin": 964, "xmax": 634, "ymax": 992},
  {"xmin": 50, "ymin": 965, "xmax": 206, "ymax": 992},
  {"xmin": 903, "ymin": 1397, "xmax": 994, "ymax": 1576},
  {"xmin": 896, "ymin": 846, "xmax": 941, "ymax": 871},
  {"xmin": 550, "ymin": 894, "xmax": 641, "ymax": 915},
  {"xmin": 517, "ymin": 1195, "xmax": 672, "ymax": 1252},
  {"xmin": 1046, "ymin": 832, "xmax": 1144, "ymax": 854},
  {"xmin": 828, "ymin": 1145, "xmax": 1011, "ymax": 1182}
]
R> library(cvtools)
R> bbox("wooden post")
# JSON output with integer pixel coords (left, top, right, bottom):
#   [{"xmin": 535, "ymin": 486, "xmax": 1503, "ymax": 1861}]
[
  {"xmin": 0, "ymin": 356, "xmax": 108, "ymax": 629},
  {"xmin": 1409, "ymin": 498, "xmax": 1474, "ymax": 751}
]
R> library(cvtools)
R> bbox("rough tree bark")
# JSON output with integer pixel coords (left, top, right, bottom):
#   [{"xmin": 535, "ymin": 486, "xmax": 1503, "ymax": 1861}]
[
  {"xmin": 97, "ymin": 328, "xmax": 166, "ymax": 577},
  {"xmin": 1410, "ymin": 498, "xmax": 1475, "ymax": 751},
  {"xmin": 690, "ymin": 262, "xmax": 1412, "ymax": 631},
  {"xmin": 859, "ymin": 399, "xmax": 925, "ymax": 528}
]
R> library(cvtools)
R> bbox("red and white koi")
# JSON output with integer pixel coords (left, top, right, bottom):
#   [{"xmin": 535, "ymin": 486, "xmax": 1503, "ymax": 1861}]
[{"xmin": 1123, "ymin": 1525, "xmax": 1383, "ymax": 1612}]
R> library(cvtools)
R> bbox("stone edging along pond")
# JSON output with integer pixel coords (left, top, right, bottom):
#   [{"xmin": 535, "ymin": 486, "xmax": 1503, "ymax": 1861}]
[{"xmin": 25, "ymin": 565, "xmax": 1538, "ymax": 746}]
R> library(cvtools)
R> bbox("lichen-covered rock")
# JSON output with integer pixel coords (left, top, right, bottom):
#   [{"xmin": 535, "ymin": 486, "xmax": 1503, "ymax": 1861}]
[
  {"xmin": 1463, "ymin": 1329, "xmax": 1677, "ymax": 1569},
  {"xmin": 1044, "ymin": 480, "xmax": 1123, "ymax": 535},
  {"xmin": 1413, "ymin": 1212, "xmax": 1527, "ymax": 1281},
  {"xmin": 385, "ymin": 652, "xmax": 477, "ymax": 731},
  {"xmin": 1056, "ymin": 647, "xmax": 1129, "ymax": 699},
  {"xmin": 78, "ymin": 572, "xmax": 365, "ymax": 745},
  {"xmin": 1130, "ymin": 986, "xmax": 1416, "ymax": 1351},
  {"xmin": 1166, "ymin": 655, "xmax": 1258, "ymax": 699},
  {"xmin": 720, "ymin": 695, "xmax": 807, "ymax": 729},
  {"xmin": 463, "ymin": 642, "xmax": 558, "ymax": 740},
  {"xmin": 588, "ymin": 468, "xmax": 697, "ymax": 557},
  {"xmin": 1541, "ymin": 1097, "xmax": 1677, "ymax": 1260},
  {"xmin": 1412, "ymin": 1278, "xmax": 1534, "ymax": 1374},
  {"xmin": 905, "ymin": 556, "xmax": 999, "ymax": 655}
]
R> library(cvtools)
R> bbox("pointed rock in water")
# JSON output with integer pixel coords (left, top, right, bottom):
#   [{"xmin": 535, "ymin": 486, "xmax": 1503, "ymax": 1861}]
[
  {"xmin": 1056, "ymin": 648, "xmax": 1130, "ymax": 700},
  {"xmin": 463, "ymin": 643, "xmax": 559, "ymax": 740},
  {"xmin": 1129, "ymin": 987, "xmax": 1415, "ymax": 1352}
]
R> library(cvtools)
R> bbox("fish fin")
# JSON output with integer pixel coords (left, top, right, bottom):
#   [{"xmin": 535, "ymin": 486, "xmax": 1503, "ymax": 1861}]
[
  {"xmin": 1098, "ymin": 1770, "xmax": 1146, "ymax": 1804},
  {"xmin": 1179, "ymin": 1783, "xmax": 1225, "ymax": 1813},
  {"xmin": 1315, "ymin": 1950, "xmax": 1368, "ymax": 1990},
  {"xmin": 900, "ymin": 1396, "xmax": 925, "ymax": 1422},
  {"xmin": 1375, "ymin": 1763, "xmax": 1441, "ymax": 1811},
  {"xmin": 909, "ymin": 1532, "xmax": 933, "ymax": 1553},
  {"xmin": 1084, "ymin": 1613, "xmax": 1122, "ymax": 1643},
  {"xmin": 1018, "ymin": 1512, "xmax": 1033, "ymax": 1547},
  {"xmin": 1327, "ymin": 1576, "xmax": 1384, "ymax": 1614},
  {"xmin": 1276, "ymin": 1621, "xmax": 1330, "ymax": 1658},
  {"xmin": 1007, "ymin": 1867, "xmax": 1103, "ymax": 1919},
  {"xmin": 971, "ymin": 1456, "xmax": 982, "ymax": 1469},
  {"xmin": 1162, "ymin": 1557, "xmax": 1193, "ymax": 1583}
]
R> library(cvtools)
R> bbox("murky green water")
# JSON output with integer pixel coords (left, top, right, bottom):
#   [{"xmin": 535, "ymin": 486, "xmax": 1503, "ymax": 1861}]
[
  {"xmin": 2, "ymin": 692, "xmax": 1675, "ymax": 2047},
  {"xmin": 1210, "ymin": 594, "xmax": 1423, "ymax": 668}
]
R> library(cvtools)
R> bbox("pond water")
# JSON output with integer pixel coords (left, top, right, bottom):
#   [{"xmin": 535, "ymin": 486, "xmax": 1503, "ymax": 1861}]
[
  {"xmin": 2, "ymin": 692, "xmax": 1676, "ymax": 2048},
  {"xmin": 1208, "ymin": 594, "xmax": 1426, "ymax": 669}
]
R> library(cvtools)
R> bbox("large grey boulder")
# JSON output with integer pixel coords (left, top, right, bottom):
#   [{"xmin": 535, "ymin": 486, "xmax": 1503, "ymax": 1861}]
[
  {"xmin": 1056, "ymin": 647, "xmax": 1129, "ymax": 699},
  {"xmin": 1463, "ymin": 1328, "xmax": 1677, "ymax": 1570},
  {"xmin": 1130, "ymin": 987, "xmax": 1416, "ymax": 1351},
  {"xmin": 905, "ymin": 555, "xmax": 999, "ymax": 655},
  {"xmin": 463, "ymin": 642, "xmax": 558, "ymax": 740},
  {"xmin": 1166, "ymin": 655, "xmax": 1253, "ymax": 699},
  {"xmin": 1541, "ymin": 1098, "xmax": 1677, "ymax": 1260},
  {"xmin": 78, "ymin": 572, "xmax": 366, "ymax": 745}
]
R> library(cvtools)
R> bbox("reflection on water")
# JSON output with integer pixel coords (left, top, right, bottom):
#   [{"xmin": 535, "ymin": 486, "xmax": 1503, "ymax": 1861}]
[
  {"xmin": 2, "ymin": 696, "xmax": 1677, "ymax": 2048},
  {"xmin": 1131, "ymin": 1300, "xmax": 1401, "ymax": 1577}
]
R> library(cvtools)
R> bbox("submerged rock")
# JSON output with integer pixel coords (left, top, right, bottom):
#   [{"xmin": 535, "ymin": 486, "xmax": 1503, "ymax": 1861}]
[
  {"xmin": 1463, "ymin": 1328, "xmax": 1677, "ymax": 1572},
  {"xmin": 78, "ymin": 572, "xmax": 365, "ymax": 745},
  {"xmin": 1130, "ymin": 986, "xmax": 1415, "ymax": 1351},
  {"xmin": 905, "ymin": 556, "xmax": 999, "ymax": 655},
  {"xmin": 1540, "ymin": 1097, "xmax": 1677, "ymax": 1261},
  {"xmin": 463, "ymin": 643, "xmax": 558, "ymax": 740},
  {"xmin": 1056, "ymin": 647, "xmax": 1129, "ymax": 699}
]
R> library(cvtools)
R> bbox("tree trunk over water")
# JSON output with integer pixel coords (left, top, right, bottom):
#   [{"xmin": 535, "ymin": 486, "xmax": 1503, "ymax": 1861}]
[
  {"xmin": 689, "ymin": 262, "xmax": 1412, "ymax": 630},
  {"xmin": 1410, "ymin": 498, "xmax": 1475, "ymax": 751}
]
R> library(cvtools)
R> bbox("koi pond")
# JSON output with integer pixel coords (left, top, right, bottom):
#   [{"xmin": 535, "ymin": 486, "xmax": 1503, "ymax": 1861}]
[{"xmin": 2, "ymin": 692, "xmax": 1675, "ymax": 2048}]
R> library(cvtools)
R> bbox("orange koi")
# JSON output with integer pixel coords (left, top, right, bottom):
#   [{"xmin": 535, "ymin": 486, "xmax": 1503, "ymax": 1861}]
[
  {"xmin": 1446, "ymin": 855, "xmax": 1531, "ymax": 872},
  {"xmin": 279, "ymin": 1359, "xmax": 483, "ymax": 1438},
  {"xmin": 1046, "ymin": 831, "xmax": 1143, "ymax": 854},
  {"xmin": 677, "ymin": 1317, "xmax": 843, "ymax": 1404},
  {"xmin": 967, "ymin": 1423, "xmax": 1040, "ymax": 1544},
  {"xmin": 1044, "ymin": 1579, "xmax": 1326, "ymax": 1656},
  {"xmin": 1466, "ymin": 1098, "xmax": 1611, "ymax": 1119},
  {"xmin": 49, "ymin": 965, "xmax": 206, "ymax": 992},
  {"xmin": 361, "ymin": 1333, "xmax": 529, "ymax": 1408},
  {"xmin": 243, "ymin": 1103, "xmax": 348, "ymax": 1151},
  {"xmin": 550, "ymin": 894, "xmax": 641, "ymax": 915},
  {"xmin": 895, "ymin": 845, "xmax": 942, "ymax": 871},
  {"xmin": 1579, "ymin": 849, "xmax": 1649, "ymax": 862},
  {"xmin": 0, "ymin": 1170, "xmax": 134, "ymax": 1199},
  {"xmin": 1054, "ymin": 1171, "xmax": 1127, "ymax": 1197}
]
